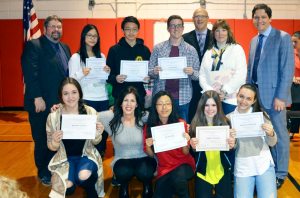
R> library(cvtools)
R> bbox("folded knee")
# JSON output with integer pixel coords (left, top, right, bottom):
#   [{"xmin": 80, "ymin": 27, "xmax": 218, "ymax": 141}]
[{"xmin": 78, "ymin": 170, "xmax": 92, "ymax": 181}]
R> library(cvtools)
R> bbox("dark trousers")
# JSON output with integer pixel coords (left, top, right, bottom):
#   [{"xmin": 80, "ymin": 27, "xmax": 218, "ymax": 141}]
[
  {"xmin": 153, "ymin": 164, "xmax": 194, "ymax": 198},
  {"xmin": 84, "ymin": 99, "xmax": 109, "ymax": 154},
  {"xmin": 195, "ymin": 168, "xmax": 232, "ymax": 198},
  {"xmin": 113, "ymin": 157, "xmax": 157, "ymax": 185},
  {"xmin": 28, "ymin": 111, "xmax": 55, "ymax": 178},
  {"xmin": 290, "ymin": 103, "xmax": 300, "ymax": 133}
]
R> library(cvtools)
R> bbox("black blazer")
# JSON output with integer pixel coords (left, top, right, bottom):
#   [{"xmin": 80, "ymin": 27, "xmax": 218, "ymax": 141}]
[
  {"xmin": 183, "ymin": 29, "xmax": 211, "ymax": 64},
  {"xmin": 21, "ymin": 35, "xmax": 71, "ymax": 113}
]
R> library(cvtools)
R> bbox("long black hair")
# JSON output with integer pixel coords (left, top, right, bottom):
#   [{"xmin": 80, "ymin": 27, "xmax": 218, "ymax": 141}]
[
  {"xmin": 146, "ymin": 91, "xmax": 180, "ymax": 138},
  {"xmin": 78, "ymin": 24, "xmax": 102, "ymax": 65},
  {"xmin": 109, "ymin": 86, "xmax": 144, "ymax": 136},
  {"xmin": 190, "ymin": 90, "xmax": 228, "ymax": 137},
  {"xmin": 58, "ymin": 77, "xmax": 87, "ymax": 114}
]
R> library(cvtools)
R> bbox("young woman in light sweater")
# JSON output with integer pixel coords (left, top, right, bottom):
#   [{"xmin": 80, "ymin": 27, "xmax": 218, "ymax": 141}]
[
  {"xmin": 98, "ymin": 86, "xmax": 156, "ymax": 198},
  {"xmin": 228, "ymin": 83, "xmax": 277, "ymax": 198}
]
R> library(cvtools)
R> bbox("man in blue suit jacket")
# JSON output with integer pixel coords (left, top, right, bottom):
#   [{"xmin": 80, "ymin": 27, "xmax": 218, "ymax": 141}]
[
  {"xmin": 247, "ymin": 4, "xmax": 294, "ymax": 189},
  {"xmin": 21, "ymin": 15, "xmax": 71, "ymax": 186}
]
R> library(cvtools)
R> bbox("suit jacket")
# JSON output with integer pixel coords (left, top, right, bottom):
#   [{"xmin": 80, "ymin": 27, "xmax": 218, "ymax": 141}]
[
  {"xmin": 183, "ymin": 29, "xmax": 211, "ymax": 64},
  {"xmin": 21, "ymin": 35, "xmax": 71, "ymax": 113},
  {"xmin": 247, "ymin": 27, "xmax": 294, "ymax": 109}
]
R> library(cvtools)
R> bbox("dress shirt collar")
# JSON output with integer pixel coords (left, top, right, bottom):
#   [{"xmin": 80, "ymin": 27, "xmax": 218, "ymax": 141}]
[
  {"xmin": 195, "ymin": 29, "xmax": 208, "ymax": 36},
  {"xmin": 259, "ymin": 25, "xmax": 272, "ymax": 38}
]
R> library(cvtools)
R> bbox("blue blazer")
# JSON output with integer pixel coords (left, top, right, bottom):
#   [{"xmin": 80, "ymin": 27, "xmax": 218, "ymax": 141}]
[{"xmin": 247, "ymin": 27, "xmax": 294, "ymax": 109}]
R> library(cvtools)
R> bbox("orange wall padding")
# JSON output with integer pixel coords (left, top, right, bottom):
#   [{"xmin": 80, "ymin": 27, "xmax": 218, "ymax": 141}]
[{"xmin": 0, "ymin": 18, "xmax": 299, "ymax": 107}]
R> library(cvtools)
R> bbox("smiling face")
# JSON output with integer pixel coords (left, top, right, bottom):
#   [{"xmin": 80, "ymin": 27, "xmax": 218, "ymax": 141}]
[
  {"xmin": 121, "ymin": 93, "xmax": 137, "ymax": 116},
  {"xmin": 193, "ymin": 8, "xmax": 209, "ymax": 32},
  {"xmin": 156, "ymin": 95, "xmax": 173, "ymax": 122},
  {"xmin": 123, "ymin": 22, "xmax": 139, "ymax": 44},
  {"xmin": 214, "ymin": 27, "xmax": 228, "ymax": 45},
  {"xmin": 236, "ymin": 87, "xmax": 256, "ymax": 113},
  {"xmin": 204, "ymin": 98, "xmax": 217, "ymax": 121},
  {"xmin": 85, "ymin": 28, "xmax": 98, "ymax": 48},
  {"xmin": 45, "ymin": 19, "xmax": 62, "ymax": 41},
  {"xmin": 253, "ymin": 9, "xmax": 271, "ymax": 33},
  {"xmin": 168, "ymin": 19, "xmax": 184, "ymax": 40},
  {"xmin": 62, "ymin": 83, "xmax": 79, "ymax": 109}
]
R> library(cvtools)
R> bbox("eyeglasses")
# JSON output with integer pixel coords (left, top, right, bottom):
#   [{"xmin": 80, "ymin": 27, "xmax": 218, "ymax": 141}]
[
  {"xmin": 48, "ymin": 25, "xmax": 62, "ymax": 30},
  {"xmin": 193, "ymin": 15, "xmax": 208, "ymax": 20},
  {"xmin": 124, "ymin": 28, "xmax": 138, "ymax": 33},
  {"xmin": 156, "ymin": 103, "xmax": 172, "ymax": 107},
  {"xmin": 86, "ymin": 34, "xmax": 98, "ymax": 39},
  {"xmin": 169, "ymin": 24, "xmax": 184, "ymax": 30}
]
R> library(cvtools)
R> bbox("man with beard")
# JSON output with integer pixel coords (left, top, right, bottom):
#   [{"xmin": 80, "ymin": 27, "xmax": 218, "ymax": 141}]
[{"xmin": 21, "ymin": 15, "xmax": 71, "ymax": 186}]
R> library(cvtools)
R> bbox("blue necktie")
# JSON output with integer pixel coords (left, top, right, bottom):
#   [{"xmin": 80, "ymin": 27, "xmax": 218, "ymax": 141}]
[{"xmin": 252, "ymin": 34, "xmax": 264, "ymax": 83}]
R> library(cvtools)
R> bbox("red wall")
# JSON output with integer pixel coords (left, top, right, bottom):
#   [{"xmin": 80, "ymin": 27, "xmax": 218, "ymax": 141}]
[{"xmin": 0, "ymin": 18, "xmax": 299, "ymax": 107}]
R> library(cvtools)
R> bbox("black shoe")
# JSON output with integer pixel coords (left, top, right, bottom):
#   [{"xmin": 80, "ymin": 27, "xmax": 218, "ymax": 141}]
[
  {"xmin": 111, "ymin": 174, "xmax": 121, "ymax": 187},
  {"xmin": 38, "ymin": 175, "xmax": 51, "ymax": 186},
  {"xmin": 142, "ymin": 184, "xmax": 153, "ymax": 198},
  {"xmin": 276, "ymin": 178, "xmax": 285, "ymax": 189},
  {"xmin": 119, "ymin": 184, "xmax": 129, "ymax": 198}
]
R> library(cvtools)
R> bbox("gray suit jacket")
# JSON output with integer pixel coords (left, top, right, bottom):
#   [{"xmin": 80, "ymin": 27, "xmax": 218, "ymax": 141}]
[{"xmin": 247, "ymin": 27, "xmax": 294, "ymax": 109}]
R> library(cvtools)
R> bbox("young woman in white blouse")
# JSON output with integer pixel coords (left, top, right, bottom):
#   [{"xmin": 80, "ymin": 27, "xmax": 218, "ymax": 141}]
[{"xmin": 69, "ymin": 24, "xmax": 111, "ymax": 156}]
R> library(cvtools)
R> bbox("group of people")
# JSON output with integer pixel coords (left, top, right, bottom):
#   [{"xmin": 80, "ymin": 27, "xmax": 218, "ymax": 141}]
[{"xmin": 20, "ymin": 2, "xmax": 297, "ymax": 198}]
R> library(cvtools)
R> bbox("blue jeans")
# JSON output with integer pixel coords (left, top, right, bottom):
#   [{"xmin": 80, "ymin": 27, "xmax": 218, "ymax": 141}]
[
  {"xmin": 265, "ymin": 108, "xmax": 289, "ymax": 179},
  {"xmin": 68, "ymin": 156, "xmax": 98, "ymax": 185},
  {"xmin": 173, "ymin": 99, "xmax": 189, "ymax": 122},
  {"xmin": 234, "ymin": 165, "xmax": 277, "ymax": 198}
]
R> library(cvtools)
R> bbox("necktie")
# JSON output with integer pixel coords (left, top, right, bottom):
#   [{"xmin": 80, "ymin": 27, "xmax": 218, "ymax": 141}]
[
  {"xmin": 252, "ymin": 34, "xmax": 264, "ymax": 83},
  {"xmin": 198, "ymin": 33, "xmax": 205, "ymax": 56},
  {"xmin": 55, "ymin": 43, "xmax": 69, "ymax": 76}
]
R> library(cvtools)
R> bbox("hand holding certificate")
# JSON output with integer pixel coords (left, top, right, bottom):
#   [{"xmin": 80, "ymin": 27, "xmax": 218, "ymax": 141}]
[
  {"xmin": 151, "ymin": 122, "xmax": 187, "ymax": 153},
  {"xmin": 195, "ymin": 126, "xmax": 229, "ymax": 151},
  {"xmin": 120, "ymin": 60, "xmax": 149, "ymax": 82},
  {"xmin": 61, "ymin": 114, "xmax": 97, "ymax": 139},
  {"xmin": 158, "ymin": 57, "xmax": 188, "ymax": 79},
  {"xmin": 230, "ymin": 112, "xmax": 265, "ymax": 138},
  {"xmin": 85, "ymin": 57, "xmax": 108, "ymax": 81}
]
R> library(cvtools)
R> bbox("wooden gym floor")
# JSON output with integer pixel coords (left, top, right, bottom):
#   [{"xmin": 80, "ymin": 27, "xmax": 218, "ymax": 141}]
[{"xmin": 0, "ymin": 111, "xmax": 299, "ymax": 198}]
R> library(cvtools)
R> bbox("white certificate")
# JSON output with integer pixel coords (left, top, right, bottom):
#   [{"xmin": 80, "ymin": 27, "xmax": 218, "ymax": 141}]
[
  {"xmin": 230, "ymin": 112, "xmax": 265, "ymax": 138},
  {"xmin": 151, "ymin": 122, "xmax": 187, "ymax": 153},
  {"xmin": 158, "ymin": 56, "xmax": 188, "ymax": 79},
  {"xmin": 85, "ymin": 57, "xmax": 108, "ymax": 82},
  {"xmin": 120, "ymin": 60, "xmax": 148, "ymax": 82},
  {"xmin": 61, "ymin": 114, "xmax": 97, "ymax": 139},
  {"xmin": 196, "ymin": 126, "xmax": 229, "ymax": 151}
]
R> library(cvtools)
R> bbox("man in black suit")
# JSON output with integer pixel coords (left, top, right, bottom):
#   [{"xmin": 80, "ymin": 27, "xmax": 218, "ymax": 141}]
[
  {"xmin": 183, "ymin": 8, "xmax": 211, "ymax": 122},
  {"xmin": 21, "ymin": 15, "xmax": 71, "ymax": 185}
]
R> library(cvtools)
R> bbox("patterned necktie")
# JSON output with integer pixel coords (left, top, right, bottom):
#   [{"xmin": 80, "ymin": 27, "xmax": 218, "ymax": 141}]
[
  {"xmin": 252, "ymin": 34, "xmax": 264, "ymax": 83},
  {"xmin": 198, "ymin": 33, "xmax": 205, "ymax": 56},
  {"xmin": 211, "ymin": 45, "xmax": 227, "ymax": 71}
]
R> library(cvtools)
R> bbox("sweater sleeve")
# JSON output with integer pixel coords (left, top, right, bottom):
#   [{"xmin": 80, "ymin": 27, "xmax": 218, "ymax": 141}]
[{"xmin": 98, "ymin": 110, "xmax": 114, "ymax": 136}]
